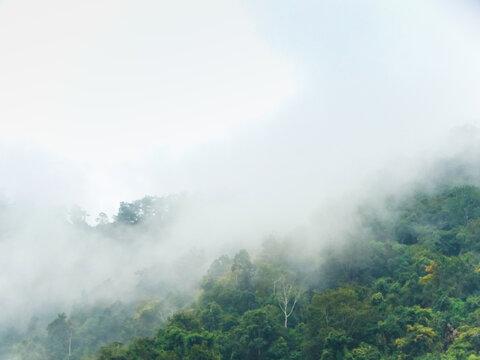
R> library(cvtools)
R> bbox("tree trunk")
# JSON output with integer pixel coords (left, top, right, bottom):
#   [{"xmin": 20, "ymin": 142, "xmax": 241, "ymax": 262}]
[{"xmin": 68, "ymin": 329, "xmax": 72, "ymax": 359}]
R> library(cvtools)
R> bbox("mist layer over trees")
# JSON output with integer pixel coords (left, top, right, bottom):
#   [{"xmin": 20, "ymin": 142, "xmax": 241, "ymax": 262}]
[{"xmin": 3, "ymin": 159, "xmax": 480, "ymax": 359}]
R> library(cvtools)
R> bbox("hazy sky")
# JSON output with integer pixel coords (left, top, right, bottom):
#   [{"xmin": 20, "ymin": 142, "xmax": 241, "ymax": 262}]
[{"xmin": 1, "ymin": 0, "xmax": 480, "ymax": 217}]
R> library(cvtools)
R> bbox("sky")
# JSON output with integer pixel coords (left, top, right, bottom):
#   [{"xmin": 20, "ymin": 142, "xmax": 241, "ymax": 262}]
[{"xmin": 0, "ymin": 0, "xmax": 480, "ymax": 218}]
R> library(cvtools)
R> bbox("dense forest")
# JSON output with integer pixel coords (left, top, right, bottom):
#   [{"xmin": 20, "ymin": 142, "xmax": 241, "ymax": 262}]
[{"xmin": 6, "ymin": 184, "xmax": 480, "ymax": 359}]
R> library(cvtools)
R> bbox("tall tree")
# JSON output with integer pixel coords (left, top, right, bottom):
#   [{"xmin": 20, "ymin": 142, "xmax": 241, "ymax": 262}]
[{"xmin": 274, "ymin": 276, "xmax": 301, "ymax": 328}]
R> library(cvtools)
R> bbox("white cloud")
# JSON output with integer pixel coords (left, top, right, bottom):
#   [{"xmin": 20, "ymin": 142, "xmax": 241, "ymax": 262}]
[{"xmin": 0, "ymin": 0, "xmax": 298, "ymax": 164}]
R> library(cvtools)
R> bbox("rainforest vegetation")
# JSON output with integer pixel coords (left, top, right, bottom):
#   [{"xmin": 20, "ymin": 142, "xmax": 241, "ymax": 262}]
[{"xmin": 5, "ymin": 184, "xmax": 480, "ymax": 359}]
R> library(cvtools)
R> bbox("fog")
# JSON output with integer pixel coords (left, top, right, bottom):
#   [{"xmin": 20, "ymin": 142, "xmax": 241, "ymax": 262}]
[{"xmin": 1, "ymin": 0, "xmax": 480, "ymax": 332}]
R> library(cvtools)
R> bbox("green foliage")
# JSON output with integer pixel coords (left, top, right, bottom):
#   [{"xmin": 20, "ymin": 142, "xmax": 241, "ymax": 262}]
[
  {"xmin": 347, "ymin": 343, "xmax": 381, "ymax": 360},
  {"xmin": 229, "ymin": 305, "xmax": 282, "ymax": 359},
  {"xmin": 45, "ymin": 313, "xmax": 72, "ymax": 360},
  {"xmin": 11, "ymin": 185, "xmax": 480, "ymax": 360},
  {"xmin": 115, "ymin": 196, "xmax": 158, "ymax": 225}
]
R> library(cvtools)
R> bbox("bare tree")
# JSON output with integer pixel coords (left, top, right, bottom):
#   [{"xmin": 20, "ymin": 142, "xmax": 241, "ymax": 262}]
[
  {"xmin": 67, "ymin": 318, "xmax": 74, "ymax": 359},
  {"xmin": 68, "ymin": 327, "xmax": 72, "ymax": 359},
  {"xmin": 274, "ymin": 276, "xmax": 302, "ymax": 328}
]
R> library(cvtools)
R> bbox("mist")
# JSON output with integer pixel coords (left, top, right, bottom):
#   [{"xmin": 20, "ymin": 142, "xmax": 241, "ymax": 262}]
[{"xmin": 1, "ymin": 0, "xmax": 480, "ymax": 340}]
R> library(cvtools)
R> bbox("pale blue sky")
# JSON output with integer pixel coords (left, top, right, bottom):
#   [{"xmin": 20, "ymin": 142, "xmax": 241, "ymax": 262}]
[{"xmin": 0, "ymin": 0, "xmax": 479, "ymax": 216}]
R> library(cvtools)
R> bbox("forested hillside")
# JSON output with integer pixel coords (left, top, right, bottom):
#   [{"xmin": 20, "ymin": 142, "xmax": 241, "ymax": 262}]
[
  {"xmin": 2, "ymin": 0, "xmax": 479, "ymax": 359},
  {"xmin": 7, "ymin": 185, "xmax": 480, "ymax": 359}
]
